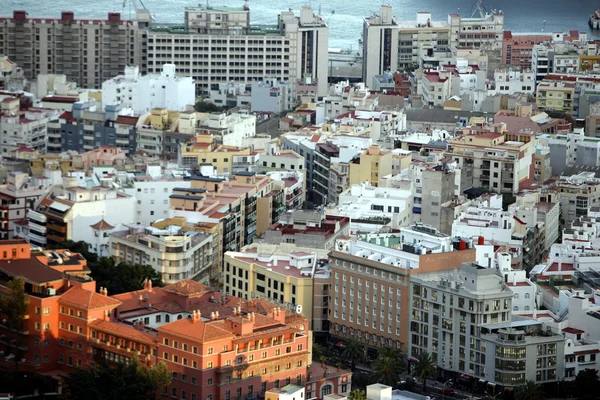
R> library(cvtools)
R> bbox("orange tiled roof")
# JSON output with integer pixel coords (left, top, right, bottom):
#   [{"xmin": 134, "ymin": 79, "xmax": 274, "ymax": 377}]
[
  {"xmin": 59, "ymin": 287, "xmax": 122, "ymax": 310},
  {"xmin": 159, "ymin": 318, "xmax": 234, "ymax": 342},
  {"xmin": 163, "ymin": 280, "xmax": 212, "ymax": 297},
  {"xmin": 89, "ymin": 319, "xmax": 156, "ymax": 344},
  {"xmin": 90, "ymin": 218, "xmax": 115, "ymax": 231}
]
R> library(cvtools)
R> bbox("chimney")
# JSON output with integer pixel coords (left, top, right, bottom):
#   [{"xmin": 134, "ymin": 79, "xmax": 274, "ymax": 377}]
[
  {"xmin": 210, "ymin": 311, "xmax": 216, "ymax": 320},
  {"xmin": 192, "ymin": 310, "xmax": 202, "ymax": 323},
  {"xmin": 103, "ymin": 288, "xmax": 108, "ymax": 296},
  {"xmin": 215, "ymin": 311, "xmax": 220, "ymax": 319},
  {"xmin": 104, "ymin": 309, "xmax": 110, "ymax": 321},
  {"xmin": 139, "ymin": 294, "xmax": 144, "ymax": 304},
  {"xmin": 147, "ymin": 279, "xmax": 152, "ymax": 291}
]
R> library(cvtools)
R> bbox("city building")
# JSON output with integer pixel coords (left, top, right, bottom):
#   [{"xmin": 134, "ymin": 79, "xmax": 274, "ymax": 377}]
[
  {"xmin": 328, "ymin": 227, "xmax": 476, "ymax": 356},
  {"xmin": 110, "ymin": 224, "xmax": 214, "ymax": 285},
  {"xmin": 223, "ymin": 247, "xmax": 329, "ymax": 330},
  {"xmin": 362, "ymin": 5, "xmax": 399, "ymax": 83},
  {"xmin": 348, "ymin": 145, "xmax": 392, "ymax": 188},
  {"xmin": 547, "ymin": 165, "xmax": 600, "ymax": 226},
  {"xmin": 0, "ymin": 172, "xmax": 50, "ymax": 240},
  {"xmin": 263, "ymin": 210, "xmax": 350, "ymax": 251},
  {"xmin": 328, "ymin": 183, "xmax": 413, "ymax": 234},
  {"xmin": 195, "ymin": 111, "xmax": 256, "ymax": 148},
  {"xmin": 0, "ymin": 11, "xmax": 142, "ymax": 88},
  {"xmin": 29, "ymin": 185, "xmax": 137, "ymax": 248},
  {"xmin": 448, "ymin": 9, "xmax": 505, "ymax": 51},
  {"xmin": 445, "ymin": 123, "xmax": 536, "ymax": 194},
  {"xmin": 48, "ymin": 102, "xmax": 138, "ymax": 154},
  {"xmin": 0, "ymin": 56, "xmax": 24, "ymax": 90},
  {"xmin": 502, "ymin": 30, "xmax": 584, "ymax": 69},
  {"xmin": 250, "ymin": 79, "xmax": 294, "ymax": 113},
  {"xmin": 409, "ymin": 262, "xmax": 564, "ymax": 389},
  {"xmin": 102, "ymin": 64, "xmax": 195, "ymax": 115},
  {"xmin": 146, "ymin": 5, "xmax": 329, "ymax": 96},
  {"xmin": 536, "ymin": 79, "xmax": 576, "ymax": 114}
]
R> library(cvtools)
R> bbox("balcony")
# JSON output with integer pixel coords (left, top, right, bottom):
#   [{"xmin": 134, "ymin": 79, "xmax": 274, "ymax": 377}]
[{"xmin": 47, "ymin": 223, "xmax": 67, "ymax": 233}]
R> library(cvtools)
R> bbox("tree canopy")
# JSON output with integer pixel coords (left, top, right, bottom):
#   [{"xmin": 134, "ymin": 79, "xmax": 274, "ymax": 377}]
[
  {"xmin": 63, "ymin": 357, "xmax": 171, "ymax": 400},
  {"xmin": 49, "ymin": 240, "xmax": 163, "ymax": 294},
  {"xmin": 194, "ymin": 101, "xmax": 224, "ymax": 113},
  {"xmin": 342, "ymin": 337, "xmax": 365, "ymax": 372},
  {"xmin": 369, "ymin": 346, "xmax": 405, "ymax": 388},
  {"xmin": 574, "ymin": 369, "xmax": 600, "ymax": 400},
  {"xmin": 514, "ymin": 380, "xmax": 544, "ymax": 400},
  {"xmin": 411, "ymin": 351, "xmax": 437, "ymax": 393},
  {"xmin": 0, "ymin": 277, "xmax": 29, "ymax": 332}
]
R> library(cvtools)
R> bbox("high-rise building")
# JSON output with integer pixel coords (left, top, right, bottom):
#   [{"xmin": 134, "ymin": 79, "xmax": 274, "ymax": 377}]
[
  {"xmin": 0, "ymin": 11, "xmax": 142, "ymax": 88},
  {"xmin": 362, "ymin": 6, "xmax": 399, "ymax": 84}
]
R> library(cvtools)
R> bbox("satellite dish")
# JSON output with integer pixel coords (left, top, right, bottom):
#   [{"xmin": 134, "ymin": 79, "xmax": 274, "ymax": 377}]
[{"xmin": 295, "ymin": 305, "xmax": 303, "ymax": 314}]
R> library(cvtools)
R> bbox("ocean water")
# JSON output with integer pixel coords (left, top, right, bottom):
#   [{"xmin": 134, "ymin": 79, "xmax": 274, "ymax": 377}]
[{"xmin": 4, "ymin": 0, "xmax": 600, "ymax": 50}]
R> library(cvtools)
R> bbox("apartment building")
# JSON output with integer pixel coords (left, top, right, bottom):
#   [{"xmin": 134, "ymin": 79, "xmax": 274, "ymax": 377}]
[
  {"xmin": 30, "ymin": 186, "xmax": 136, "ymax": 248},
  {"xmin": 0, "ymin": 55, "xmax": 24, "ymax": 90},
  {"xmin": 536, "ymin": 80, "xmax": 576, "ymax": 114},
  {"xmin": 179, "ymin": 135, "xmax": 259, "ymax": 176},
  {"xmin": 0, "ymin": 240, "xmax": 317, "ymax": 400},
  {"xmin": 109, "ymin": 224, "xmax": 214, "ymax": 284},
  {"xmin": 0, "ymin": 96, "xmax": 56, "ymax": 155},
  {"xmin": 397, "ymin": 13, "xmax": 451, "ymax": 72},
  {"xmin": 446, "ymin": 124, "xmax": 535, "ymax": 194},
  {"xmin": 448, "ymin": 10, "xmax": 504, "ymax": 51},
  {"xmin": 410, "ymin": 262, "xmax": 564, "ymax": 389},
  {"xmin": 259, "ymin": 151, "xmax": 305, "ymax": 174},
  {"xmin": 0, "ymin": 172, "xmax": 50, "ymax": 240},
  {"xmin": 502, "ymin": 30, "xmax": 583, "ymax": 69},
  {"xmin": 329, "ymin": 183, "xmax": 413, "ymax": 234},
  {"xmin": 263, "ymin": 210, "xmax": 350, "ymax": 251},
  {"xmin": 547, "ymin": 165, "xmax": 600, "ymax": 226},
  {"xmin": 362, "ymin": 5, "xmax": 399, "ymax": 83},
  {"xmin": 348, "ymin": 145, "xmax": 392, "ymax": 188},
  {"xmin": 328, "ymin": 228, "xmax": 476, "ymax": 356},
  {"xmin": 0, "ymin": 11, "xmax": 142, "ymax": 88},
  {"xmin": 168, "ymin": 172, "xmax": 277, "ymax": 268},
  {"xmin": 223, "ymin": 249, "xmax": 327, "ymax": 329},
  {"xmin": 488, "ymin": 69, "xmax": 535, "ymax": 95},
  {"xmin": 48, "ymin": 102, "xmax": 138, "ymax": 154},
  {"xmin": 102, "ymin": 64, "xmax": 195, "ymax": 115},
  {"xmin": 147, "ymin": 5, "xmax": 328, "ymax": 96},
  {"xmin": 265, "ymin": 171, "xmax": 305, "ymax": 212}
]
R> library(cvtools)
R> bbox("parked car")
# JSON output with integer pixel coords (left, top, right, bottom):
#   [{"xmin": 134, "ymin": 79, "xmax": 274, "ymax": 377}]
[{"xmin": 440, "ymin": 388, "xmax": 455, "ymax": 396}]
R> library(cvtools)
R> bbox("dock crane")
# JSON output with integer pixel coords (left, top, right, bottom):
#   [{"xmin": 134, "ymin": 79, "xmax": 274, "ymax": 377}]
[{"xmin": 122, "ymin": 0, "xmax": 155, "ymax": 20}]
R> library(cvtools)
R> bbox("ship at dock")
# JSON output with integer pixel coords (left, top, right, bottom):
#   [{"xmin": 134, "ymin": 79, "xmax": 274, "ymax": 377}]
[{"xmin": 590, "ymin": 10, "xmax": 600, "ymax": 29}]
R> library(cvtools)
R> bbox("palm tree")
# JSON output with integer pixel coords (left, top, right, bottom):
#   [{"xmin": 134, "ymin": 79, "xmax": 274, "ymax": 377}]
[
  {"xmin": 370, "ymin": 355, "xmax": 404, "ymax": 387},
  {"xmin": 378, "ymin": 345, "xmax": 402, "ymax": 359},
  {"xmin": 342, "ymin": 337, "xmax": 365, "ymax": 372},
  {"xmin": 348, "ymin": 389, "xmax": 366, "ymax": 400},
  {"xmin": 411, "ymin": 351, "xmax": 436, "ymax": 393},
  {"xmin": 515, "ymin": 380, "xmax": 544, "ymax": 400},
  {"xmin": 312, "ymin": 343, "xmax": 324, "ymax": 362}
]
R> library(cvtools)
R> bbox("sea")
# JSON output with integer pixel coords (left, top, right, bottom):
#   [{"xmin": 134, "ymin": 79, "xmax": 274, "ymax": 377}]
[{"xmin": 4, "ymin": 0, "xmax": 600, "ymax": 50}]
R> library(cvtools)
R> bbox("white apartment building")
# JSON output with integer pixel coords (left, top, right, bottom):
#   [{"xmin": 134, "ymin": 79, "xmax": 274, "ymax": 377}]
[
  {"xmin": 0, "ymin": 106, "xmax": 57, "ymax": 155},
  {"xmin": 122, "ymin": 174, "xmax": 192, "ymax": 226},
  {"xmin": 110, "ymin": 224, "xmax": 214, "ymax": 284},
  {"xmin": 197, "ymin": 111, "xmax": 256, "ymax": 147},
  {"xmin": 329, "ymin": 183, "xmax": 413, "ymax": 234},
  {"xmin": 337, "ymin": 110, "xmax": 407, "ymax": 142},
  {"xmin": 448, "ymin": 10, "xmax": 505, "ymax": 51},
  {"xmin": 102, "ymin": 64, "xmax": 195, "ymax": 115},
  {"xmin": 147, "ymin": 5, "xmax": 329, "ymax": 96},
  {"xmin": 410, "ymin": 262, "xmax": 564, "ymax": 387},
  {"xmin": 489, "ymin": 69, "xmax": 535, "ymax": 95},
  {"xmin": 250, "ymin": 79, "xmax": 293, "ymax": 113}
]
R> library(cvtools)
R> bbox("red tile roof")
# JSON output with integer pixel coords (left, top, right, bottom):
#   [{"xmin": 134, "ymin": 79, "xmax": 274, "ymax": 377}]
[
  {"xmin": 159, "ymin": 318, "xmax": 234, "ymax": 342},
  {"xmin": 89, "ymin": 319, "xmax": 156, "ymax": 344},
  {"xmin": 547, "ymin": 262, "xmax": 575, "ymax": 272},
  {"xmin": 563, "ymin": 327, "xmax": 584, "ymax": 334},
  {"xmin": 574, "ymin": 349, "xmax": 600, "ymax": 356},
  {"xmin": 163, "ymin": 280, "xmax": 212, "ymax": 297},
  {"xmin": 59, "ymin": 287, "xmax": 122, "ymax": 310},
  {"xmin": 90, "ymin": 218, "xmax": 115, "ymax": 231}
]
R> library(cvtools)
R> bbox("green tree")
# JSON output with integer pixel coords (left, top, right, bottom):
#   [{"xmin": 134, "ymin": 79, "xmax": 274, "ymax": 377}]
[
  {"xmin": 0, "ymin": 277, "xmax": 29, "ymax": 332},
  {"xmin": 348, "ymin": 389, "xmax": 366, "ymax": 400},
  {"xmin": 312, "ymin": 343, "xmax": 324, "ymax": 362},
  {"xmin": 574, "ymin": 369, "xmax": 600, "ymax": 400},
  {"xmin": 63, "ymin": 357, "xmax": 171, "ymax": 400},
  {"xmin": 342, "ymin": 337, "xmax": 365, "ymax": 372},
  {"xmin": 515, "ymin": 380, "xmax": 544, "ymax": 400},
  {"xmin": 370, "ymin": 356, "xmax": 404, "ymax": 387},
  {"xmin": 194, "ymin": 101, "xmax": 222, "ymax": 113},
  {"xmin": 411, "ymin": 351, "xmax": 436, "ymax": 393}
]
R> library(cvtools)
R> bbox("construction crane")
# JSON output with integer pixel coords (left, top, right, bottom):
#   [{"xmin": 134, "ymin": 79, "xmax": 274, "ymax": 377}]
[{"xmin": 122, "ymin": 0, "xmax": 155, "ymax": 20}]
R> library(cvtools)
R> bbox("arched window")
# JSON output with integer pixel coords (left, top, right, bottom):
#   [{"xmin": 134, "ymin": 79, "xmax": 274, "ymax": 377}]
[
  {"xmin": 525, "ymin": 306, "xmax": 530, "ymax": 311},
  {"xmin": 513, "ymin": 306, "xmax": 519, "ymax": 311},
  {"xmin": 514, "ymin": 293, "xmax": 519, "ymax": 299},
  {"xmin": 165, "ymin": 314, "xmax": 170, "ymax": 323},
  {"xmin": 178, "ymin": 314, "xmax": 183, "ymax": 320},
  {"xmin": 525, "ymin": 293, "xmax": 530, "ymax": 299},
  {"xmin": 321, "ymin": 384, "xmax": 333, "ymax": 398}
]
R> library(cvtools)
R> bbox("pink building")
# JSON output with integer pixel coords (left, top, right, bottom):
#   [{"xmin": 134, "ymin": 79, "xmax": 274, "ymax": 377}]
[
  {"xmin": 77, "ymin": 145, "xmax": 126, "ymax": 169},
  {"xmin": 502, "ymin": 30, "xmax": 582, "ymax": 69}
]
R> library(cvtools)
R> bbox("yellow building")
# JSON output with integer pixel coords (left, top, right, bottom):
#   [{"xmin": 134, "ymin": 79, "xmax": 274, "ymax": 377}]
[
  {"xmin": 179, "ymin": 135, "xmax": 256, "ymax": 175},
  {"xmin": 224, "ymin": 249, "xmax": 325, "ymax": 329},
  {"xmin": 349, "ymin": 145, "xmax": 392, "ymax": 187},
  {"xmin": 580, "ymin": 55, "xmax": 600, "ymax": 72},
  {"xmin": 535, "ymin": 80, "xmax": 575, "ymax": 114}
]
